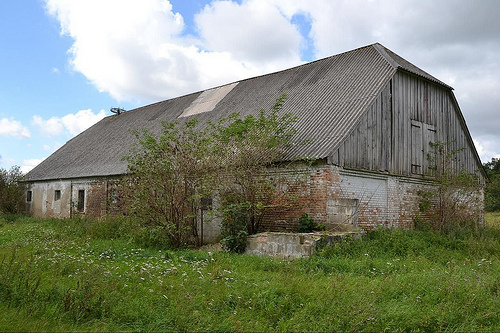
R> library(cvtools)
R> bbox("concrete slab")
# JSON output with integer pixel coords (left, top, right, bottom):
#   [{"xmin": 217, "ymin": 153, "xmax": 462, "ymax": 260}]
[{"xmin": 245, "ymin": 231, "xmax": 363, "ymax": 259}]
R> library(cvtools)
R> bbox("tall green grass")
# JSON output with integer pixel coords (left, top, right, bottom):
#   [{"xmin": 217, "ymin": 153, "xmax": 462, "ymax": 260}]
[{"xmin": 1, "ymin": 213, "xmax": 499, "ymax": 331}]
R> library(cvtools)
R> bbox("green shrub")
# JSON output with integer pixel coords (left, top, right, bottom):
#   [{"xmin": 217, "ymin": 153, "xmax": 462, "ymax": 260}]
[
  {"xmin": 0, "ymin": 166, "xmax": 25, "ymax": 214},
  {"xmin": 220, "ymin": 203, "xmax": 250, "ymax": 253},
  {"xmin": 298, "ymin": 213, "xmax": 314, "ymax": 233},
  {"xmin": 297, "ymin": 213, "xmax": 326, "ymax": 232},
  {"xmin": 132, "ymin": 225, "xmax": 172, "ymax": 249}
]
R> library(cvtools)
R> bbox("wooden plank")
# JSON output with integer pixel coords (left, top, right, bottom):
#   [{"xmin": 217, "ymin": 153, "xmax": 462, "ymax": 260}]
[
  {"xmin": 397, "ymin": 73, "xmax": 404, "ymax": 175},
  {"xmin": 339, "ymin": 143, "xmax": 345, "ymax": 166},
  {"xmin": 358, "ymin": 119, "xmax": 364, "ymax": 168},
  {"xmin": 362, "ymin": 115, "xmax": 368, "ymax": 169},
  {"xmin": 380, "ymin": 85, "xmax": 386, "ymax": 171},
  {"xmin": 411, "ymin": 120, "xmax": 423, "ymax": 175},
  {"xmin": 383, "ymin": 81, "xmax": 391, "ymax": 172},
  {"xmin": 403, "ymin": 75, "xmax": 410, "ymax": 175},
  {"xmin": 423, "ymin": 123, "xmax": 436, "ymax": 175},
  {"xmin": 390, "ymin": 76, "xmax": 397, "ymax": 173},
  {"xmin": 367, "ymin": 102, "xmax": 374, "ymax": 170}
]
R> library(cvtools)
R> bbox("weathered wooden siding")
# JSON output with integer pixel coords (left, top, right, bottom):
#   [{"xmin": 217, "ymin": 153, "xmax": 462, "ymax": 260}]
[
  {"xmin": 330, "ymin": 71, "xmax": 484, "ymax": 182},
  {"xmin": 330, "ymin": 80, "xmax": 392, "ymax": 172}
]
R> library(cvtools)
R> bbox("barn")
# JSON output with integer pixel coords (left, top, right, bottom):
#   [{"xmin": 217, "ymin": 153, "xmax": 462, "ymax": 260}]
[{"xmin": 24, "ymin": 43, "xmax": 486, "ymax": 242}]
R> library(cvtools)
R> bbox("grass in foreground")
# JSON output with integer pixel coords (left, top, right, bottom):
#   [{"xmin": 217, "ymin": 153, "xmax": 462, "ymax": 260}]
[{"xmin": 0, "ymin": 214, "xmax": 499, "ymax": 332}]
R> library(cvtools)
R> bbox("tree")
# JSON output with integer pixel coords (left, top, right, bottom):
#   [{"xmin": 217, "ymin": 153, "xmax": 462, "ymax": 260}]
[
  {"xmin": 123, "ymin": 94, "xmax": 303, "ymax": 248},
  {"xmin": 0, "ymin": 166, "xmax": 25, "ymax": 214},
  {"xmin": 123, "ymin": 118, "xmax": 218, "ymax": 247},
  {"xmin": 484, "ymin": 157, "xmax": 500, "ymax": 212},
  {"xmin": 211, "ymin": 94, "xmax": 300, "ymax": 234}
]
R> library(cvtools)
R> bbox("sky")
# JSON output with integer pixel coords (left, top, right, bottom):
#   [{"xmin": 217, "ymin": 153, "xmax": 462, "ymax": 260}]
[{"xmin": 1, "ymin": 0, "xmax": 499, "ymax": 173}]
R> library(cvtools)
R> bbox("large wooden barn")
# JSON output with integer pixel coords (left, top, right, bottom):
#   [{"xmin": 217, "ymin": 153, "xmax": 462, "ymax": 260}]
[{"xmin": 24, "ymin": 43, "xmax": 486, "ymax": 242}]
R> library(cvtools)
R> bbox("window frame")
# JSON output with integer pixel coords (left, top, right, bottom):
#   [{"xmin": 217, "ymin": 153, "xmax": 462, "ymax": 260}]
[{"xmin": 77, "ymin": 190, "xmax": 85, "ymax": 211}]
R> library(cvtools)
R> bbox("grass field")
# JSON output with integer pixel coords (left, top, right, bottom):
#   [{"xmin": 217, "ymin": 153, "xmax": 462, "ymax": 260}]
[{"xmin": 0, "ymin": 213, "xmax": 499, "ymax": 332}]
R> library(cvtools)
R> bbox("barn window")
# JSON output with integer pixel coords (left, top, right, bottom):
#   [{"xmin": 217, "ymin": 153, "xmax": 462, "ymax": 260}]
[
  {"xmin": 411, "ymin": 120, "xmax": 436, "ymax": 175},
  {"xmin": 77, "ymin": 190, "xmax": 85, "ymax": 211},
  {"xmin": 26, "ymin": 191, "xmax": 32, "ymax": 202},
  {"xmin": 111, "ymin": 190, "xmax": 118, "ymax": 204},
  {"xmin": 54, "ymin": 190, "xmax": 61, "ymax": 201}
]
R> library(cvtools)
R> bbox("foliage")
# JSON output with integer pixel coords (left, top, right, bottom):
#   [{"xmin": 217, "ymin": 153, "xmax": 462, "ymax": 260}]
[
  {"xmin": 297, "ymin": 213, "xmax": 326, "ymax": 233},
  {"xmin": 0, "ymin": 166, "xmax": 25, "ymax": 214},
  {"xmin": 123, "ymin": 94, "xmax": 303, "ymax": 248},
  {"xmin": 220, "ymin": 203, "xmax": 251, "ymax": 253},
  {"xmin": 483, "ymin": 157, "xmax": 500, "ymax": 212},
  {"xmin": 212, "ymin": 93, "xmax": 300, "ymax": 235},
  {"xmin": 123, "ymin": 118, "xmax": 218, "ymax": 248},
  {"xmin": 416, "ymin": 141, "xmax": 484, "ymax": 233},
  {"xmin": 1, "ymin": 214, "xmax": 500, "ymax": 332},
  {"xmin": 298, "ymin": 213, "xmax": 315, "ymax": 233}
]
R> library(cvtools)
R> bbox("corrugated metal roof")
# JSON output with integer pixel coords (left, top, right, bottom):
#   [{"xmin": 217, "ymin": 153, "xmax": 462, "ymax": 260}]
[{"xmin": 24, "ymin": 43, "xmax": 451, "ymax": 181}]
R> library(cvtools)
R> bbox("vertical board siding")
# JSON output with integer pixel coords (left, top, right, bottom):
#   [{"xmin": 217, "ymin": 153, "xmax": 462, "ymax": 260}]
[
  {"xmin": 335, "ymin": 81, "xmax": 392, "ymax": 172},
  {"xmin": 332, "ymin": 71, "xmax": 483, "ymax": 181}
]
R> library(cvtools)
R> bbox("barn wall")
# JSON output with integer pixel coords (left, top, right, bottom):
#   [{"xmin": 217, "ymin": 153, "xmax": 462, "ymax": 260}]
[
  {"xmin": 26, "ymin": 178, "xmax": 113, "ymax": 218},
  {"xmin": 25, "ymin": 177, "xmax": 223, "ymax": 244},
  {"xmin": 259, "ymin": 163, "xmax": 443, "ymax": 232},
  {"xmin": 26, "ymin": 180, "xmax": 72, "ymax": 218},
  {"xmin": 330, "ymin": 71, "xmax": 484, "ymax": 183},
  {"xmin": 391, "ymin": 71, "xmax": 482, "ymax": 179},
  {"xmin": 330, "ymin": 80, "xmax": 392, "ymax": 172},
  {"xmin": 26, "ymin": 163, "xmax": 482, "ymax": 241}
]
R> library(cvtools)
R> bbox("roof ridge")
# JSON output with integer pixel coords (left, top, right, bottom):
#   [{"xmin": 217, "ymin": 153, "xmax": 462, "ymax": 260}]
[{"xmin": 372, "ymin": 43, "xmax": 400, "ymax": 69}]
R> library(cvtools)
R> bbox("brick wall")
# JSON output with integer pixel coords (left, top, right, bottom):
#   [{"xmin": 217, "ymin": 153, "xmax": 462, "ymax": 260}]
[
  {"xmin": 259, "ymin": 163, "xmax": 443, "ymax": 232},
  {"xmin": 86, "ymin": 180, "xmax": 108, "ymax": 217}
]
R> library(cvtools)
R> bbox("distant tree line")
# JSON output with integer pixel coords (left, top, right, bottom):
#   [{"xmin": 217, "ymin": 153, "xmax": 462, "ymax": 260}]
[
  {"xmin": 484, "ymin": 158, "xmax": 500, "ymax": 212},
  {"xmin": 0, "ymin": 166, "xmax": 25, "ymax": 214}
]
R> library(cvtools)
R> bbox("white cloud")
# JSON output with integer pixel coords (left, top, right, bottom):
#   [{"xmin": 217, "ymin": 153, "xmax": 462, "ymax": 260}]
[
  {"xmin": 44, "ymin": 0, "xmax": 303, "ymax": 102},
  {"xmin": 43, "ymin": 0, "xmax": 500, "ymax": 162},
  {"xmin": 61, "ymin": 109, "xmax": 107, "ymax": 136},
  {"xmin": 0, "ymin": 118, "xmax": 31, "ymax": 138},
  {"xmin": 195, "ymin": 0, "xmax": 303, "ymax": 68},
  {"xmin": 474, "ymin": 137, "xmax": 500, "ymax": 164},
  {"xmin": 32, "ymin": 109, "xmax": 107, "ymax": 137},
  {"xmin": 21, "ymin": 158, "xmax": 46, "ymax": 174},
  {"xmin": 31, "ymin": 115, "xmax": 64, "ymax": 137}
]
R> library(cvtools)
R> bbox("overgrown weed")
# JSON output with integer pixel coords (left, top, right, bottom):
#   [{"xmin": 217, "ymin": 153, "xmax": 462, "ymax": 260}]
[{"xmin": 0, "ymin": 213, "xmax": 499, "ymax": 331}]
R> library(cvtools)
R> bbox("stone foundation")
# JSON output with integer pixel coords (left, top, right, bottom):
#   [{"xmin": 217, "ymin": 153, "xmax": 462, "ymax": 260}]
[{"xmin": 245, "ymin": 231, "xmax": 362, "ymax": 258}]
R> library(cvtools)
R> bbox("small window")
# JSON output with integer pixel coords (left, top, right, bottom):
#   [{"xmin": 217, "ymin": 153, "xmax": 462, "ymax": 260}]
[
  {"xmin": 77, "ymin": 190, "xmax": 85, "ymax": 211},
  {"xmin": 54, "ymin": 190, "xmax": 61, "ymax": 201},
  {"xmin": 111, "ymin": 190, "xmax": 118, "ymax": 203},
  {"xmin": 26, "ymin": 191, "xmax": 32, "ymax": 202}
]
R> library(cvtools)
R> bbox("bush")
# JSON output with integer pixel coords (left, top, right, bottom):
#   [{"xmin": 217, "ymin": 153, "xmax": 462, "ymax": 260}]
[
  {"xmin": 220, "ymin": 203, "xmax": 251, "ymax": 253},
  {"xmin": 297, "ymin": 213, "xmax": 325, "ymax": 233},
  {"xmin": 298, "ymin": 213, "xmax": 314, "ymax": 233}
]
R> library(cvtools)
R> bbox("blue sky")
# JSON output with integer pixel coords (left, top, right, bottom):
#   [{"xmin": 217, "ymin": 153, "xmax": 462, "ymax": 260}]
[{"xmin": 1, "ymin": 0, "xmax": 500, "ymax": 173}]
